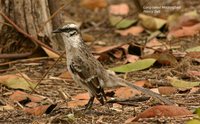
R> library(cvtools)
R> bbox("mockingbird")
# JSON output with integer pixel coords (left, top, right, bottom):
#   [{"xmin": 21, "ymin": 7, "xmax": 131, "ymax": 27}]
[{"xmin": 53, "ymin": 23, "xmax": 174, "ymax": 110}]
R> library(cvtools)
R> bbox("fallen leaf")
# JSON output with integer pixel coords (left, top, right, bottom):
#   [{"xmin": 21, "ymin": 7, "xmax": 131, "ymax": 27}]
[
  {"xmin": 109, "ymin": 15, "xmax": 137, "ymax": 29},
  {"xmin": 156, "ymin": 53, "xmax": 178, "ymax": 65},
  {"xmin": 82, "ymin": 33, "xmax": 95, "ymax": 42},
  {"xmin": 9, "ymin": 90, "xmax": 45, "ymax": 103},
  {"xmin": 0, "ymin": 105, "xmax": 14, "ymax": 111},
  {"xmin": 189, "ymin": 87, "xmax": 200, "ymax": 94},
  {"xmin": 187, "ymin": 70, "xmax": 200, "ymax": 77},
  {"xmin": 126, "ymin": 54, "xmax": 139, "ymax": 63},
  {"xmin": 110, "ymin": 103, "xmax": 122, "ymax": 111},
  {"xmin": 150, "ymin": 88, "xmax": 159, "ymax": 94},
  {"xmin": 144, "ymin": 38, "xmax": 169, "ymax": 55},
  {"xmin": 187, "ymin": 119, "xmax": 200, "ymax": 124},
  {"xmin": 168, "ymin": 23, "xmax": 200, "ymax": 39},
  {"xmin": 167, "ymin": 76, "xmax": 200, "ymax": 88},
  {"xmin": 110, "ymin": 58, "xmax": 156, "ymax": 73},
  {"xmin": 67, "ymin": 100, "xmax": 88, "ymax": 108},
  {"xmin": 73, "ymin": 92, "xmax": 90, "ymax": 100},
  {"xmin": 0, "ymin": 73, "xmax": 36, "ymax": 91},
  {"xmin": 158, "ymin": 86, "xmax": 177, "ymax": 95},
  {"xmin": 134, "ymin": 80, "xmax": 148, "ymax": 87},
  {"xmin": 24, "ymin": 104, "xmax": 56, "ymax": 116},
  {"xmin": 115, "ymin": 87, "xmax": 141, "ymax": 99},
  {"xmin": 194, "ymin": 107, "xmax": 200, "ymax": 117},
  {"xmin": 113, "ymin": 49, "xmax": 124, "ymax": 59},
  {"xmin": 80, "ymin": 0, "xmax": 107, "ymax": 10},
  {"xmin": 139, "ymin": 14, "xmax": 166, "ymax": 31},
  {"xmin": 147, "ymin": 30, "xmax": 164, "ymax": 41},
  {"xmin": 124, "ymin": 116, "xmax": 136, "ymax": 124},
  {"xmin": 186, "ymin": 46, "xmax": 200, "ymax": 52},
  {"xmin": 92, "ymin": 44, "xmax": 123, "ymax": 54},
  {"xmin": 168, "ymin": 10, "xmax": 200, "ymax": 31},
  {"xmin": 134, "ymin": 105, "xmax": 192, "ymax": 121},
  {"xmin": 59, "ymin": 71, "xmax": 72, "ymax": 79},
  {"xmin": 42, "ymin": 47, "xmax": 59, "ymax": 58},
  {"xmin": 116, "ymin": 26, "xmax": 144, "ymax": 36},
  {"xmin": 109, "ymin": 3, "xmax": 129, "ymax": 15},
  {"xmin": 186, "ymin": 52, "xmax": 200, "ymax": 58}
]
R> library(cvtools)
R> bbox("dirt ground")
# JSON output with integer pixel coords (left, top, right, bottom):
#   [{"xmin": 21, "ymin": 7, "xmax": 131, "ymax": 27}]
[{"xmin": 0, "ymin": 0, "xmax": 200, "ymax": 124}]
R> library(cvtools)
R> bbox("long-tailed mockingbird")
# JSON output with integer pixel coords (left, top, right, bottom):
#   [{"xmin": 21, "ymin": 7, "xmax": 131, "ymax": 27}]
[{"xmin": 53, "ymin": 23, "xmax": 174, "ymax": 110}]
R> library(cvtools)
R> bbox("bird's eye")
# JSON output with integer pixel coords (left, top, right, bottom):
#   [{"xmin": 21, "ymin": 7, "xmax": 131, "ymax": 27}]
[{"xmin": 69, "ymin": 30, "xmax": 77, "ymax": 36}]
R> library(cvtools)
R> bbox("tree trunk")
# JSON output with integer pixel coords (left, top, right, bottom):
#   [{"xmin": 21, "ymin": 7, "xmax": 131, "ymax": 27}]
[{"xmin": 0, "ymin": 0, "xmax": 64, "ymax": 61}]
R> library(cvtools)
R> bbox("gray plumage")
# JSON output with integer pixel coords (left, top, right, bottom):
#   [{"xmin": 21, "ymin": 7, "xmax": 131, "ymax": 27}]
[{"xmin": 53, "ymin": 23, "xmax": 174, "ymax": 109}]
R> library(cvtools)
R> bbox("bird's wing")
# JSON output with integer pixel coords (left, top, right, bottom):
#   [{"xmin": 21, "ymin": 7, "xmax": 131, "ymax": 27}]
[{"xmin": 69, "ymin": 56, "xmax": 106, "ymax": 104}]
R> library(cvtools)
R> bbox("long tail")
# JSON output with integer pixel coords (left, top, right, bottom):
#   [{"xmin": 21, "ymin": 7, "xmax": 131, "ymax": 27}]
[{"xmin": 111, "ymin": 75, "xmax": 174, "ymax": 105}]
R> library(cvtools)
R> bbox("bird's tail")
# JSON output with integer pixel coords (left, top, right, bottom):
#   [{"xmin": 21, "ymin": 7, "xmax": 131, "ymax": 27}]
[{"xmin": 110, "ymin": 74, "xmax": 174, "ymax": 105}]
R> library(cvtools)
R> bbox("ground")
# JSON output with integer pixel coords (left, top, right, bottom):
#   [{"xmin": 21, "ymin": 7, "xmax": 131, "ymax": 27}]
[{"xmin": 0, "ymin": 0, "xmax": 200, "ymax": 124}]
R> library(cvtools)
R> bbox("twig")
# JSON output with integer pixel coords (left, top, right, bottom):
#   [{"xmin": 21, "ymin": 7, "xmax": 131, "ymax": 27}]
[
  {"xmin": 0, "ymin": 57, "xmax": 55, "ymax": 66},
  {"xmin": 31, "ymin": 51, "xmax": 65, "ymax": 93},
  {"xmin": 0, "ymin": 11, "xmax": 60, "ymax": 56}
]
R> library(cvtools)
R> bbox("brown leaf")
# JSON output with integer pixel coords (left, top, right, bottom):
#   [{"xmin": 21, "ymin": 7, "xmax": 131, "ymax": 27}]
[
  {"xmin": 187, "ymin": 70, "xmax": 200, "ymax": 77},
  {"xmin": 115, "ymin": 26, "xmax": 144, "ymax": 36},
  {"xmin": 168, "ymin": 23, "xmax": 200, "ymax": 39},
  {"xmin": 109, "ymin": 3, "xmax": 129, "ymax": 15},
  {"xmin": 80, "ymin": 0, "xmax": 107, "ymax": 10},
  {"xmin": 73, "ymin": 92, "xmax": 90, "ymax": 100},
  {"xmin": 82, "ymin": 33, "xmax": 95, "ymax": 42},
  {"xmin": 186, "ymin": 52, "xmax": 200, "ymax": 58},
  {"xmin": 144, "ymin": 38, "xmax": 169, "ymax": 55},
  {"xmin": 134, "ymin": 105, "xmax": 192, "ymax": 121},
  {"xmin": 92, "ymin": 44, "xmax": 124, "ymax": 54},
  {"xmin": 113, "ymin": 49, "xmax": 124, "ymax": 59},
  {"xmin": 67, "ymin": 100, "xmax": 88, "ymax": 108},
  {"xmin": 158, "ymin": 86, "xmax": 177, "ymax": 95},
  {"xmin": 134, "ymin": 80, "xmax": 147, "ymax": 87},
  {"xmin": 189, "ymin": 87, "xmax": 200, "ymax": 94},
  {"xmin": 59, "ymin": 71, "xmax": 72, "ymax": 79},
  {"xmin": 115, "ymin": 87, "xmax": 141, "ymax": 99},
  {"xmin": 9, "ymin": 90, "xmax": 45, "ymax": 103},
  {"xmin": 24, "ymin": 105, "xmax": 50, "ymax": 116},
  {"xmin": 126, "ymin": 54, "xmax": 139, "ymax": 63}
]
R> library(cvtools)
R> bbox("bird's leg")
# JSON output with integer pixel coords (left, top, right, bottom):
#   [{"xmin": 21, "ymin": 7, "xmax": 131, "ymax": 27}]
[{"xmin": 84, "ymin": 96, "xmax": 95, "ymax": 110}]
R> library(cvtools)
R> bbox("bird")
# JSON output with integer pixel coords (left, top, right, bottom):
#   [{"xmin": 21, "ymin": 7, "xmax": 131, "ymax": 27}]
[{"xmin": 52, "ymin": 23, "xmax": 174, "ymax": 110}]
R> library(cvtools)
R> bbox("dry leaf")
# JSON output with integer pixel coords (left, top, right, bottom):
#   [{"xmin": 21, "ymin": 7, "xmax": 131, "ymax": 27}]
[
  {"xmin": 139, "ymin": 14, "xmax": 166, "ymax": 31},
  {"xmin": 73, "ymin": 92, "xmax": 90, "ymax": 100},
  {"xmin": 0, "ymin": 73, "xmax": 36, "ymax": 91},
  {"xmin": 116, "ymin": 26, "xmax": 144, "ymax": 36},
  {"xmin": 82, "ymin": 33, "xmax": 95, "ymax": 42},
  {"xmin": 80, "ymin": 0, "xmax": 107, "ymax": 10},
  {"xmin": 115, "ymin": 87, "xmax": 141, "ymax": 99},
  {"xmin": 9, "ymin": 90, "xmax": 45, "ymax": 103},
  {"xmin": 67, "ymin": 100, "xmax": 88, "ymax": 108},
  {"xmin": 92, "ymin": 44, "xmax": 123, "ymax": 54},
  {"xmin": 168, "ymin": 23, "xmax": 200, "ymax": 39},
  {"xmin": 109, "ymin": 3, "xmax": 129, "ymax": 15},
  {"xmin": 24, "ymin": 105, "xmax": 50, "ymax": 116},
  {"xmin": 59, "ymin": 71, "xmax": 72, "ymax": 79},
  {"xmin": 158, "ymin": 86, "xmax": 177, "ymax": 95},
  {"xmin": 42, "ymin": 47, "xmax": 59, "ymax": 58},
  {"xmin": 144, "ymin": 38, "xmax": 169, "ymax": 55},
  {"xmin": 134, "ymin": 105, "xmax": 192, "ymax": 121},
  {"xmin": 187, "ymin": 70, "xmax": 200, "ymax": 77},
  {"xmin": 113, "ymin": 49, "xmax": 124, "ymax": 59},
  {"xmin": 126, "ymin": 54, "xmax": 139, "ymax": 63}
]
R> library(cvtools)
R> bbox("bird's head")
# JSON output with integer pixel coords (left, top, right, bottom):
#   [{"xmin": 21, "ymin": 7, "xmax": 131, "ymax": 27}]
[
  {"xmin": 52, "ymin": 23, "xmax": 80, "ymax": 38},
  {"xmin": 53, "ymin": 23, "xmax": 83, "ymax": 48}
]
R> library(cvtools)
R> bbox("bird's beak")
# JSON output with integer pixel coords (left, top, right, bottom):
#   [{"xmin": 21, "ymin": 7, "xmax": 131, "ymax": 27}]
[{"xmin": 52, "ymin": 28, "xmax": 61, "ymax": 33}]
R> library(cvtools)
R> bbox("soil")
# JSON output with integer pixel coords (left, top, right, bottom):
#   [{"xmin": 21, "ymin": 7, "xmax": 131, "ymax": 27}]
[{"xmin": 0, "ymin": 0, "xmax": 200, "ymax": 124}]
